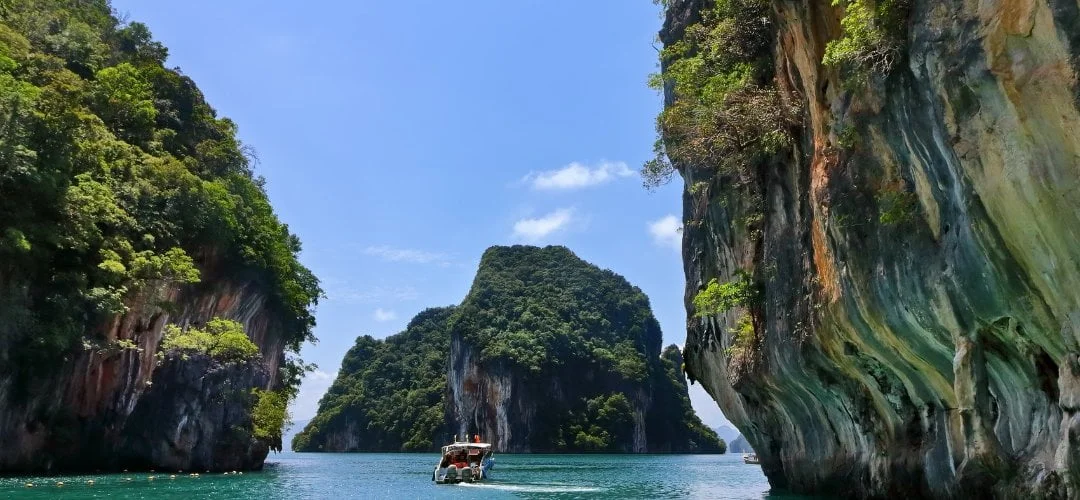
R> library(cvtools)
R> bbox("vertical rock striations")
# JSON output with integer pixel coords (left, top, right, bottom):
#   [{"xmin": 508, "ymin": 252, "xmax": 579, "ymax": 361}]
[{"xmin": 655, "ymin": 0, "xmax": 1080, "ymax": 497}]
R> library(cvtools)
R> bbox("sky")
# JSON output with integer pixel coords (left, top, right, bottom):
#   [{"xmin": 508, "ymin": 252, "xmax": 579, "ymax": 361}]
[{"xmin": 109, "ymin": 0, "xmax": 732, "ymax": 430}]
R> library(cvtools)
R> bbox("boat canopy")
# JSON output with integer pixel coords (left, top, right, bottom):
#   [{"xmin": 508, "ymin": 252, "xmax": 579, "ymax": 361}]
[{"xmin": 441, "ymin": 442, "xmax": 492, "ymax": 453}]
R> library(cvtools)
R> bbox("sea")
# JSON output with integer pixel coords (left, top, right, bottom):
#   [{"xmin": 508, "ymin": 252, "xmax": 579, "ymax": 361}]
[{"xmin": 0, "ymin": 452, "xmax": 809, "ymax": 499}]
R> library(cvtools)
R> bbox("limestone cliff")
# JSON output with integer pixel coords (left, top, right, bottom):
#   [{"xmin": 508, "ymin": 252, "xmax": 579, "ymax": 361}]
[
  {"xmin": 0, "ymin": 262, "xmax": 293, "ymax": 473},
  {"xmin": 656, "ymin": 0, "xmax": 1080, "ymax": 497}
]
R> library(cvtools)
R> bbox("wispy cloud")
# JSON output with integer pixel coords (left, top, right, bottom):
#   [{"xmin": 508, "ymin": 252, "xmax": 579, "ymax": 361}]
[
  {"xmin": 363, "ymin": 245, "xmax": 451, "ymax": 266},
  {"xmin": 373, "ymin": 308, "xmax": 397, "ymax": 322},
  {"xmin": 513, "ymin": 208, "xmax": 575, "ymax": 242},
  {"xmin": 521, "ymin": 161, "xmax": 635, "ymax": 190},
  {"xmin": 326, "ymin": 284, "xmax": 419, "ymax": 303},
  {"xmin": 308, "ymin": 369, "xmax": 334, "ymax": 382},
  {"xmin": 648, "ymin": 215, "xmax": 682, "ymax": 250}
]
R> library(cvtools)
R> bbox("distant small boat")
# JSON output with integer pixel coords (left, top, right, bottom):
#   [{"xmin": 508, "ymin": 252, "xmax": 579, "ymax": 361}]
[
  {"xmin": 433, "ymin": 440, "xmax": 495, "ymax": 484},
  {"xmin": 743, "ymin": 453, "xmax": 760, "ymax": 465}
]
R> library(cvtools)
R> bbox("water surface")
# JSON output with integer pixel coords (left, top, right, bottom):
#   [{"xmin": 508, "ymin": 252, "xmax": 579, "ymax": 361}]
[{"xmin": 0, "ymin": 452, "xmax": 803, "ymax": 499}]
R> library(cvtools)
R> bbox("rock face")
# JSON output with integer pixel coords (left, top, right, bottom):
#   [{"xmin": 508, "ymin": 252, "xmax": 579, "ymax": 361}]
[
  {"xmin": 659, "ymin": 0, "xmax": 1080, "ymax": 497},
  {"xmin": 296, "ymin": 245, "xmax": 722, "ymax": 454},
  {"xmin": 0, "ymin": 269, "xmax": 287, "ymax": 473}
]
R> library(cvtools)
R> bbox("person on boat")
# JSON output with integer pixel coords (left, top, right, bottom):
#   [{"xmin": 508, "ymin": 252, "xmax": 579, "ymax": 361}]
[
  {"xmin": 453, "ymin": 452, "xmax": 468, "ymax": 470},
  {"xmin": 473, "ymin": 434, "xmax": 481, "ymax": 443}
]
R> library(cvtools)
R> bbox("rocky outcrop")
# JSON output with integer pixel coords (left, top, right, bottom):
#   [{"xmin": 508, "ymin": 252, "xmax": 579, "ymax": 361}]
[
  {"xmin": 0, "ymin": 265, "xmax": 287, "ymax": 473},
  {"xmin": 661, "ymin": 0, "xmax": 1080, "ymax": 497}
]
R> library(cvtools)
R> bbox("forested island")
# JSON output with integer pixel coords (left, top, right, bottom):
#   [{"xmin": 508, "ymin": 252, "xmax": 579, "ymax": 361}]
[{"xmin": 294, "ymin": 245, "xmax": 723, "ymax": 454}]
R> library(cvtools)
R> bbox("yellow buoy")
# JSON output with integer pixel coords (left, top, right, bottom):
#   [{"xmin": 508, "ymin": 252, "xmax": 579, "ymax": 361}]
[
  {"xmin": 56, "ymin": 482, "xmax": 64, "ymax": 487},
  {"xmin": 25, "ymin": 483, "xmax": 33, "ymax": 488},
  {"xmin": 148, "ymin": 476, "xmax": 155, "ymax": 481},
  {"xmin": 87, "ymin": 480, "xmax": 95, "ymax": 485},
  {"xmin": 170, "ymin": 475, "xmax": 176, "ymax": 479}
]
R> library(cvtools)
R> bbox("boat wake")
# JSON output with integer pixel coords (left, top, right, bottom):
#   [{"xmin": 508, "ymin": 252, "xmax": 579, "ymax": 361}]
[{"xmin": 459, "ymin": 482, "xmax": 604, "ymax": 493}]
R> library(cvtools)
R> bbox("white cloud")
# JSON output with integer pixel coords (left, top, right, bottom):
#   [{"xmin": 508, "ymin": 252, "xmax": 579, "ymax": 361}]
[
  {"xmin": 523, "ymin": 161, "xmax": 635, "ymax": 190},
  {"xmin": 512, "ymin": 208, "xmax": 575, "ymax": 241},
  {"xmin": 363, "ymin": 245, "xmax": 450, "ymax": 265},
  {"xmin": 373, "ymin": 308, "xmax": 397, "ymax": 322},
  {"xmin": 290, "ymin": 369, "xmax": 337, "ymax": 422},
  {"xmin": 648, "ymin": 215, "xmax": 682, "ymax": 250}
]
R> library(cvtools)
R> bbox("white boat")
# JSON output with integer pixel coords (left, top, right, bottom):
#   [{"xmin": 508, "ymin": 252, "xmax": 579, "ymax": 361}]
[
  {"xmin": 743, "ymin": 453, "xmax": 760, "ymax": 464},
  {"xmin": 432, "ymin": 440, "xmax": 495, "ymax": 484}
]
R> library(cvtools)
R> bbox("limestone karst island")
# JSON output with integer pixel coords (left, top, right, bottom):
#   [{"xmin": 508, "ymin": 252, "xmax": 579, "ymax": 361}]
[{"xmin": 0, "ymin": 0, "xmax": 1078, "ymax": 498}]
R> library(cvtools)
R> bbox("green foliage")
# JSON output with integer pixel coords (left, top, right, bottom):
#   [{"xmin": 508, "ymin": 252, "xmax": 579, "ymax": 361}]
[
  {"xmin": 90, "ymin": 63, "xmax": 156, "ymax": 142},
  {"xmin": 836, "ymin": 124, "xmax": 860, "ymax": 149},
  {"xmin": 822, "ymin": 0, "xmax": 910, "ymax": 82},
  {"xmin": 645, "ymin": 0, "xmax": 798, "ymax": 189},
  {"xmin": 293, "ymin": 308, "xmax": 455, "ymax": 452},
  {"xmin": 692, "ymin": 270, "xmax": 758, "ymax": 318},
  {"xmin": 877, "ymin": 187, "xmax": 918, "ymax": 226},
  {"xmin": 452, "ymin": 246, "xmax": 657, "ymax": 380},
  {"xmin": 209, "ymin": 329, "xmax": 260, "ymax": 361},
  {"xmin": 566, "ymin": 393, "xmax": 634, "ymax": 451},
  {"xmin": 725, "ymin": 314, "xmax": 755, "ymax": 358},
  {"xmin": 160, "ymin": 318, "xmax": 259, "ymax": 363},
  {"xmin": 0, "ymin": 0, "xmax": 320, "ymax": 367},
  {"xmin": 251, "ymin": 389, "xmax": 289, "ymax": 451}
]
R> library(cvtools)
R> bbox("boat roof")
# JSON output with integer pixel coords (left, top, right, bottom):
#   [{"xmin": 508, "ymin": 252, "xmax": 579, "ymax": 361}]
[{"xmin": 441, "ymin": 442, "xmax": 492, "ymax": 451}]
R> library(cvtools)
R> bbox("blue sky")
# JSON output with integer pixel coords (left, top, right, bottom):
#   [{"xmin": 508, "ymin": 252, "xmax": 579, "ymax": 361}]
[{"xmin": 110, "ymin": 0, "xmax": 731, "ymax": 430}]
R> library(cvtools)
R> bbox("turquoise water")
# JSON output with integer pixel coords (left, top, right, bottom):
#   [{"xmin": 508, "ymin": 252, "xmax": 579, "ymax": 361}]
[{"xmin": 0, "ymin": 452, "xmax": 800, "ymax": 499}]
